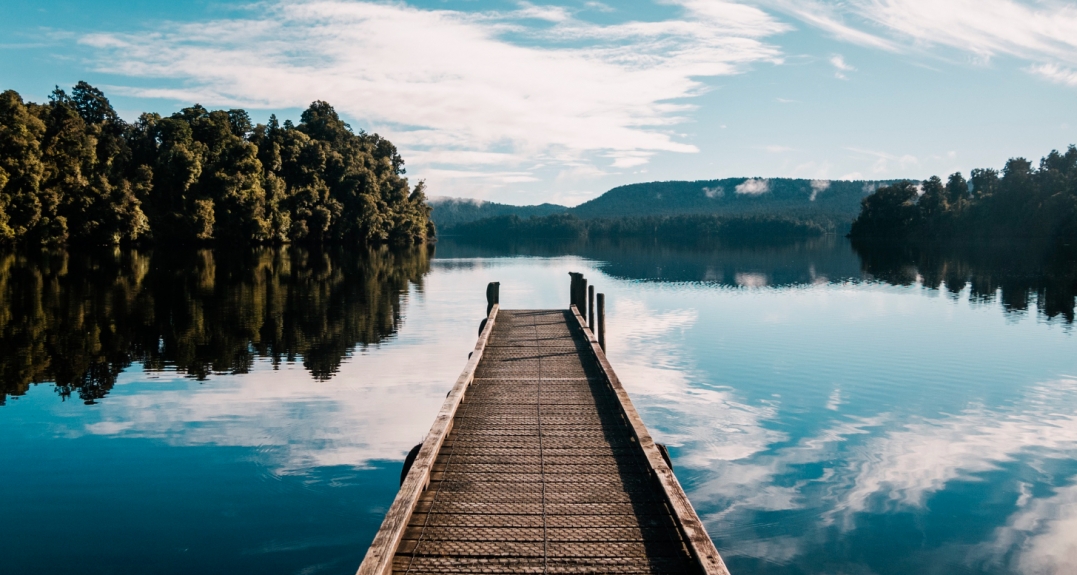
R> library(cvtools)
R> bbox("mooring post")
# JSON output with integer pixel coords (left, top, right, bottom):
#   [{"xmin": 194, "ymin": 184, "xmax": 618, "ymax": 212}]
[
  {"xmin": 486, "ymin": 281, "xmax": 500, "ymax": 316},
  {"xmin": 588, "ymin": 285, "xmax": 595, "ymax": 328},
  {"xmin": 568, "ymin": 272, "xmax": 583, "ymax": 309},
  {"xmin": 579, "ymin": 277, "xmax": 588, "ymax": 321},
  {"xmin": 597, "ymin": 292, "xmax": 606, "ymax": 351}
]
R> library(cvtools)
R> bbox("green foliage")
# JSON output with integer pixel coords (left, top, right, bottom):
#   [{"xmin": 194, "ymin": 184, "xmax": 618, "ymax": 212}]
[
  {"xmin": 569, "ymin": 178, "xmax": 892, "ymax": 228},
  {"xmin": 429, "ymin": 198, "xmax": 569, "ymax": 228},
  {"xmin": 850, "ymin": 145, "xmax": 1077, "ymax": 247},
  {"xmin": 0, "ymin": 84, "xmax": 432, "ymax": 247},
  {"xmin": 443, "ymin": 213, "xmax": 826, "ymax": 245},
  {"xmin": 430, "ymin": 178, "xmax": 896, "ymax": 233}
]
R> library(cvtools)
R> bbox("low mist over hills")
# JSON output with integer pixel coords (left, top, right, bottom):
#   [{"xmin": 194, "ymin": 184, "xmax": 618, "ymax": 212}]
[{"xmin": 431, "ymin": 178, "xmax": 893, "ymax": 233}]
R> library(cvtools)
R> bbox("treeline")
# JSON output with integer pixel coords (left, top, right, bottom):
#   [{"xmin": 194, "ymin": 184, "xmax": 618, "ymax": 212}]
[
  {"xmin": 441, "ymin": 213, "xmax": 827, "ymax": 244},
  {"xmin": 429, "ymin": 197, "xmax": 567, "ymax": 228},
  {"xmin": 0, "ymin": 83, "xmax": 433, "ymax": 247},
  {"xmin": 570, "ymin": 178, "xmax": 891, "ymax": 224},
  {"xmin": 850, "ymin": 145, "xmax": 1077, "ymax": 246},
  {"xmin": 0, "ymin": 245, "xmax": 430, "ymax": 405}
]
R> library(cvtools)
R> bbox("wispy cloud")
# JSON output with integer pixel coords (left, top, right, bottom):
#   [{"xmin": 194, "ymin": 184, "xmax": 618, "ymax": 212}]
[
  {"xmin": 761, "ymin": 0, "xmax": 900, "ymax": 52},
  {"xmin": 829, "ymin": 54, "xmax": 855, "ymax": 79},
  {"xmin": 703, "ymin": 185, "xmax": 725, "ymax": 198},
  {"xmin": 79, "ymin": 0, "xmax": 789, "ymax": 198},
  {"xmin": 771, "ymin": 0, "xmax": 1077, "ymax": 87},
  {"xmin": 1029, "ymin": 62, "xmax": 1077, "ymax": 86},
  {"xmin": 846, "ymin": 147, "xmax": 918, "ymax": 175},
  {"xmin": 809, "ymin": 178, "xmax": 830, "ymax": 200},
  {"xmin": 848, "ymin": 0, "xmax": 1077, "ymax": 65}
]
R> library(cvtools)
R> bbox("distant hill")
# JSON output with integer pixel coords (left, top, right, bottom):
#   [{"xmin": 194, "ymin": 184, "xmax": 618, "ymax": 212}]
[
  {"xmin": 432, "ymin": 177, "xmax": 896, "ymax": 233},
  {"xmin": 570, "ymin": 178, "xmax": 892, "ymax": 223},
  {"xmin": 429, "ymin": 197, "xmax": 567, "ymax": 228}
]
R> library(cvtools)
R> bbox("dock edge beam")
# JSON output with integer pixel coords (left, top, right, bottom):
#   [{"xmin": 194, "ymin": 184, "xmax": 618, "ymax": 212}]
[
  {"xmin": 569, "ymin": 304, "xmax": 732, "ymax": 575},
  {"xmin": 356, "ymin": 302, "xmax": 500, "ymax": 575}
]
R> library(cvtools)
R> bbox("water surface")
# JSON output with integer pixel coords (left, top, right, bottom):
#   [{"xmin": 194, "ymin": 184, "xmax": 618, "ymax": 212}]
[{"xmin": 1, "ymin": 238, "xmax": 1075, "ymax": 574}]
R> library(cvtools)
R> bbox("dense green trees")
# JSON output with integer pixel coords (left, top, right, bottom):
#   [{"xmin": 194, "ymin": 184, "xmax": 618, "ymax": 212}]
[
  {"xmin": 442, "ymin": 213, "xmax": 826, "ymax": 244},
  {"xmin": 850, "ymin": 146, "xmax": 1077, "ymax": 246},
  {"xmin": 0, "ymin": 83, "xmax": 432, "ymax": 247}
]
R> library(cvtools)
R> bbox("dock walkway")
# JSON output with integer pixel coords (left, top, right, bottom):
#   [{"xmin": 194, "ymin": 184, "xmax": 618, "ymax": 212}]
[{"xmin": 359, "ymin": 286, "xmax": 728, "ymax": 574}]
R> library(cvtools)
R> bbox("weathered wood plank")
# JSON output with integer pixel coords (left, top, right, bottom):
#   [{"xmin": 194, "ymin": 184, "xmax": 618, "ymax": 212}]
[
  {"xmin": 568, "ymin": 304, "xmax": 731, "ymax": 575},
  {"xmin": 355, "ymin": 304, "xmax": 499, "ymax": 575},
  {"xmin": 358, "ymin": 305, "xmax": 728, "ymax": 575}
]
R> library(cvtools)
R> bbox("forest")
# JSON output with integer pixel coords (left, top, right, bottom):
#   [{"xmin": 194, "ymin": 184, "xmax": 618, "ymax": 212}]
[
  {"xmin": 849, "ymin": 145, "xmax": 1077, "ymax": 247},
  {"xmin": 441, "ymin": 213, "xmax": 827, "ymax": 245},
  {"xmin": 0, "ymin": 83, "xmax": 433, "ymax": 247}
]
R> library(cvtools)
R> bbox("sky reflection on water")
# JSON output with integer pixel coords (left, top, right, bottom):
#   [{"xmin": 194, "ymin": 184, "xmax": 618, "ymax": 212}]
[{"xmin": 1, "ymin": 238, "xmax": 1076, "ymax": 574}]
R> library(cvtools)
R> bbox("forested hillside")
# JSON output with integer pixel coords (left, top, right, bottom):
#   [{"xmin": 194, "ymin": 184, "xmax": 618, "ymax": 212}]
[
  {"xmin": 0, "ymin": 83, "xmax": 433, "ymax": 247},
  {"xmin": 432, "ymin": 177, "xmax": 892, "ymax": 236},
  {"xmin": 571, "ymin": 178, "xmax": 889, "ymax": 224},
  {"xmin": 850, "ymin": 145, "xmax": 1077, "ymax": 248},
  {"xmin": 445, "ymin": 213, "xmax": 826, "ymax": 245},
  {"xmin": 429, "ymin": 197, "xmax": 566, "ymax": 228}
]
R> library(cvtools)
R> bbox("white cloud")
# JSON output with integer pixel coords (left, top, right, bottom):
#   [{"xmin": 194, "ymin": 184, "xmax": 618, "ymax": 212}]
[
  {"xmin": 829, "ymin": 54, "xmax": 855, "ymax": 79},
  {"xmin": 79, "ymin": 0, "xmax": 790, "ymax": 197},
  {"xmin": 606, "ymin": 150, "xmax": 655, "ymax": 168},
  {"xmin": 703, "ymin": 185, "xmax": 724, "ymax": 198},
  {"xmin": 583, "ymin": 2, "xmax": 615, "ymax": 13},
  {"xmin": 846, "ymin": 147, "xmax": 918, "ymax": 175},
  {"xmin": 761, "ymin": 0, "xmax": 900, "ymax": 51},
  {"xmin": 832, "ymin": 379, "xmax": 1077, "ymax": 524},
  {"xmin": 773, "ymin": 0, "xmax": 1077, "ymax": 87},
  {"xmin": 512, "ymin": 2, "xmax": 572, "ymax": 22},
  {"xmin": 849, "ymin": 0, "xmax": 1077, "ymax": 65},
  {"xmin": 1029, "ymin": 62, "xmax": 1077, "ymax": 86},
  {"xmin": 809, "ymin": 178, "xmax": 830, "ymax": 201},
  {"xmin": 607, "ymin": 298, "xmax": 784, "ymax": 468},
  {"xmin": 978, "ymin": 481, "xmax": 1077, "ymax": 575},
  {"xmin": 825, "ymin": 387, "xmax": 844, "ymax": 410},
  {"xmin": 735, "ymin": 178, "xmax": 770, "ymax": 195}
]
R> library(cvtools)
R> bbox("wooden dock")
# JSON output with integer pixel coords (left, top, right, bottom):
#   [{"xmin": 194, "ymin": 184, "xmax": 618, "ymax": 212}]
[{"xmin": 358, "ymin": 279, "xmax": 729, "ymax": 574}]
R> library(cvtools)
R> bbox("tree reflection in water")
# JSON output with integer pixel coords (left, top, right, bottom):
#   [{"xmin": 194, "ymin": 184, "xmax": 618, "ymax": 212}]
[
  {"xmin": 0, "ymin": 245, "xmax": 431, "ymax": 404},
  {"xmin": 852, "ymin": 240, "xmax": 1077, "ymax": 324}
]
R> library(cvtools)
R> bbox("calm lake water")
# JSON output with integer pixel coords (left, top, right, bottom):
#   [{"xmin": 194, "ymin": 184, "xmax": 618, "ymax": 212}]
[{"xmin": 2, "ymin": 237, "xmax": 1075, "ymax": 575}]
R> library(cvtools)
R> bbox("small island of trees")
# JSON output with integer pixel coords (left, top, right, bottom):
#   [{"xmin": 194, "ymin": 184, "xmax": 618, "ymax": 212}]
[
  {"xmin": 850, "ymin": 145, "xmax": 1077, "ymax": 248},
  {"xmin": 0, "ymin": 82, "xmax": 433, "ymax": 247}
]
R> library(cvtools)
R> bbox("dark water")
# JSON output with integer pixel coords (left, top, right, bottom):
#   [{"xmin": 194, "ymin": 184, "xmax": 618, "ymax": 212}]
[{"xmin": 1, "ymin": 238, "xmax": 1075, "ymax": 574}]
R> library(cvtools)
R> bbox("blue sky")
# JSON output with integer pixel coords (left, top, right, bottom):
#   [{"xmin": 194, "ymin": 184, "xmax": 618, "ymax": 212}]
[{"xmin": 3, "ymin": 0, "xmax": 1076, "ymax": 206}]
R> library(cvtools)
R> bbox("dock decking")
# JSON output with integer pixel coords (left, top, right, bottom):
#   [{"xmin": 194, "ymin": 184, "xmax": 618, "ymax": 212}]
[{"xmin": 358, "ymin": 293, "xmax": 728, "ymax": 574}]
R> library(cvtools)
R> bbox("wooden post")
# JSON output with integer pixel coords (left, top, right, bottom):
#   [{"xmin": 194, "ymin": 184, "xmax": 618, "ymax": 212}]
[
  {"xmin": 597, "ymin": 293, "xmax": 606, "ymax": 351},
  {"xmin": 579, "ymin": 277, "xmax": 588, "ymax": 321},
  {"xmin": 588, "ymin": 285, "xmax": 595, "ymax": 328},
  {"xmin": 568, "ymin": 272, "xmax": 582, "ymax": 309},
  {"xmin": 486, "ymin": 282, "xmax": 500, "ymax": 316}
]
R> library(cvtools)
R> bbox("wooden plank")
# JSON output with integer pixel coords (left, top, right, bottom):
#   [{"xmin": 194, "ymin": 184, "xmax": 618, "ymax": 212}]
[
  {"xmin": 568, "ymin": 305, "xmax": 731, "ymax": 575},
  {"xmin": 356, "ymin": 304, "xmax": 500, "ymax": 575}
]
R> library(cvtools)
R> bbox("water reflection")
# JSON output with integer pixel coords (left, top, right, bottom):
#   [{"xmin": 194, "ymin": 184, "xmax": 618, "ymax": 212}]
[
  {"xmin": 0, "ymin": 246, "xmax": 431, "ymax": 404},
  {"xmin": 853, "ymin": 239, "xmax": 1077, "ymax": 323},
  {"xmin": 1, "ymin": 238, "xmax": 1076, "ymax": 575},
  {"xmin": 438, "ymin": 236, "xmax": 1077, "ymax": 323},
  {"xmin": 437, "ymin": 236, "xmax": 864, "ymax": 286}
]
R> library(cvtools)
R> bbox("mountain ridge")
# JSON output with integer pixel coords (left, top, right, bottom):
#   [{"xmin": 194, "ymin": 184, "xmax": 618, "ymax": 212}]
[{"xmin": 431, "ymin": 177, "xmax": 897, "ymax": 231}]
